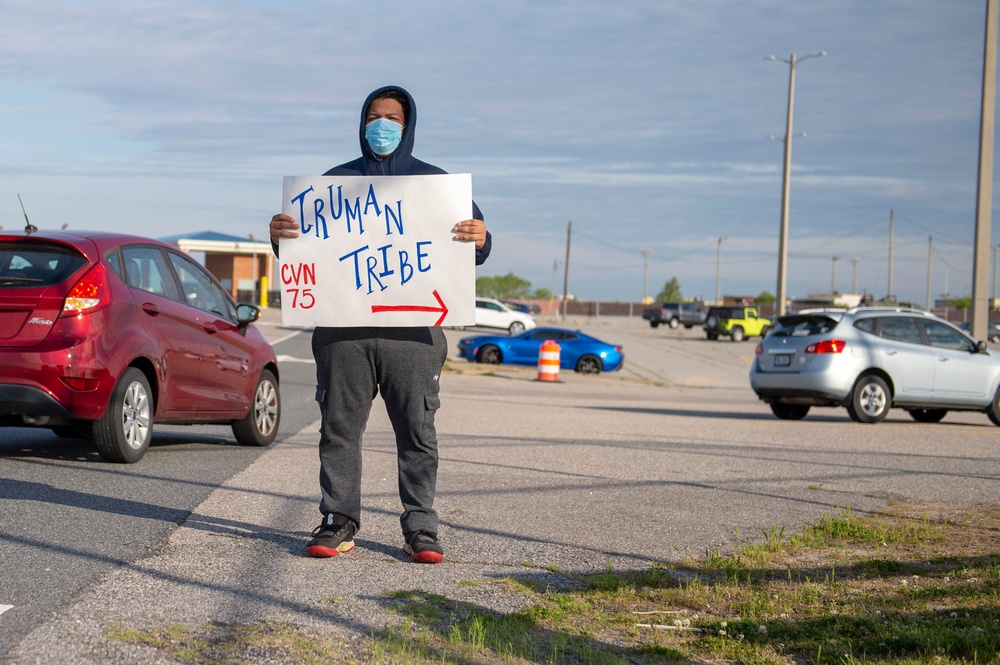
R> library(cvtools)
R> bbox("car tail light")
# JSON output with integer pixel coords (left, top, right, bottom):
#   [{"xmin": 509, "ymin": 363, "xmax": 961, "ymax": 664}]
[
  {"xmin": 805, "ymin": 339, "xmax": 846, "ymax": 354},
  {"xmin": 755, "ymin": 343, "xmax": 764, "ymax": 355},
  {"xmin": 61, "ymin": 264, "xmax": 110, "ymax": 316}
]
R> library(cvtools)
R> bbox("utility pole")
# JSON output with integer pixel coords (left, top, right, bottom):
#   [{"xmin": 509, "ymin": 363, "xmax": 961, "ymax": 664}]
[
  {"xmin": 926, "ymin": 236, "xmax": 933, "ymax": 311},
  {"xmin": 972, "ymin": 0, "xmax": 998, "ymax": 339},
  {"xmin": 640, "ymin": 247, "xmax": 651, "ymax": 304},
  {"xmin": 850, "ymin": 257, "xmax": 860, "ymax": 294},
  {"xmin": 887, "ymin": 209, "xmax": 895, "ymax": 301},
  {"xmin": 715, "ymin": 236, "xmax": 726, "ymax": 305},
  {"xmin": 766, "ymin": 50, "xmax": 826, "ymax": 315},
  {"xmin": 993, "ymin": 244, "xmax": 999, "ymax": 307},
  {"xmin": 561, "ymin": 221, "xmax": 572, "ymax": 320},
  {"xmin": 830, "ymin": 255, "xmax": 839, "ymax": 294}
]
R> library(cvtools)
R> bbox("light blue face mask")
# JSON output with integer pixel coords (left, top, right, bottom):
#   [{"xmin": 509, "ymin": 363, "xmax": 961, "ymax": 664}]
[{"xmin": 365, "ymin": 118, "xmax": 404, "ymax": 155}]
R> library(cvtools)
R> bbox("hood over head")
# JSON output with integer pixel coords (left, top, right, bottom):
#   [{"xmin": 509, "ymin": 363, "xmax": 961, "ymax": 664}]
[{"xmin": 357, "ymin": 85, "xmax": 417, "ymax": 175}]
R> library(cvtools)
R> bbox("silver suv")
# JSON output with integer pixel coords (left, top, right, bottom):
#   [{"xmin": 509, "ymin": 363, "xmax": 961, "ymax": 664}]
[{"xmin": 750, "ymin": 307, "xmax": 1000, "ymax": 424}]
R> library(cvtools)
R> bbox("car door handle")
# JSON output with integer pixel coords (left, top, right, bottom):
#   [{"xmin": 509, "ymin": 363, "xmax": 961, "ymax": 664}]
[
  {"xmin": 141, "ymin": 303, "xmax": 160, "ymax": 316},
  {"xmin": 203, "ymin": 322, "xmax": 218, "ymax": 334},
  {"xmin": 884, "ymin": 350, "xmax": 897, "ymax": 356}
]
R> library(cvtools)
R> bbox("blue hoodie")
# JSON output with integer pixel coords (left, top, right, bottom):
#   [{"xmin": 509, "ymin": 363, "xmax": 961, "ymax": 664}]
[{"xmin": 324, "ymin": 85, "xmax": 492, "ymax": 265}]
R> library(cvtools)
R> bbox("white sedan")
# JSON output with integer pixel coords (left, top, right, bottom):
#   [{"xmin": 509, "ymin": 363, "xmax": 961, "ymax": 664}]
[{"xmin": 474, "ymin": 297, "xmax": 537, "ymax": 335}]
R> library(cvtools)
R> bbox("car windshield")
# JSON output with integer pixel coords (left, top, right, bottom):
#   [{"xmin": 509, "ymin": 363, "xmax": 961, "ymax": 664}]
[{"xmin": 771, "ymin": 314, "xmax": 841, "ymax": 337}]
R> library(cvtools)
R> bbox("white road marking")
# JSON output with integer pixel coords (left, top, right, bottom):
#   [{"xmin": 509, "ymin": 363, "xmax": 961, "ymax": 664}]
[
  {"xmin": 0, "ymin": 604, "xmax": 13, "ymax": 616},
  {"xmin": 276, "ymin": 355, "xmax": 315, "ymax": 364}
]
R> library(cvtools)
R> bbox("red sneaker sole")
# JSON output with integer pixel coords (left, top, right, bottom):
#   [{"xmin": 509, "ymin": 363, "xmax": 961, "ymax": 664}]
[
  {"xmin": 406, "ymin": 549, "xmax": 444, "ymax": 564},
  {"xmin": 307, "ymin": 542, "xmax": 355, "ymax": 558}
]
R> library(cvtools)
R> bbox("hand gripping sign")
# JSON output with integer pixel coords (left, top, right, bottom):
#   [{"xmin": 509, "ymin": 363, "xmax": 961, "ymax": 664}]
[{"xmin": 279, "ymin": 174, "xmax": 476, "ymax": 328}]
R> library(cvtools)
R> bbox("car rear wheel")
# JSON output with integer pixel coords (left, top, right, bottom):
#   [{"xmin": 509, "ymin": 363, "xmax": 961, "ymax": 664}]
[
  {"xmin": 509, "ymin": 321, "xmax": 525, "ymax": 335},
  {"xmin": 770, "ymin": 403, "xmax": 810, "ymax": 420},
  {"xmin": 706, "ymin": 332, "xmax": 719, "ymax": 340},
  {"xmin": 93, "ymin": 367, "xmax": 153, "ymax": 463},
  {"xmin": 477, "ymin": 345, "xmax": 502, "ymax": 364},
  {"xmin": 575, "ymin": 354, "xmax": 602, "ymax": 374},
  {"xmin": 987, "ymin": 386, "xmax": 1000, "ymax": 426},
  {"xmin": 233, "ymin": 369, "xmax": 280, "ymax": 447},
  {"xmin": 847, "ymin": 375, "xmax": 890, "ymax": 423},
  {"xmin": 649, "ymin": 321, "xmax": 659, "ymax": 328},
  {"xmin": 907, "ymin": 408, "xmax": 947, "ymax": 423},
  {"xmin": 731, "ymin": 326, "xmax": 744, "ymax": 342}
]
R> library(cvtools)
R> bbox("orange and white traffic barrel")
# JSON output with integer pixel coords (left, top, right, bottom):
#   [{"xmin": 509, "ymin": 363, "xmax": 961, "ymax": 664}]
[{"xmin": 537, "ymin": 340, "xmax": 561, "ymax": 382}]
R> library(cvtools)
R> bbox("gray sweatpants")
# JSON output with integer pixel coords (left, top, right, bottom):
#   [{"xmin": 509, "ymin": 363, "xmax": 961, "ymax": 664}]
[{"xmin": 311, "ymin": 326, "xmax": 448, "ymax": 536}]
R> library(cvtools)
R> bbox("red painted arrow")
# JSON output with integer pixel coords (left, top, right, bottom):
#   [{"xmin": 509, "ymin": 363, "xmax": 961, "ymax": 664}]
[{"xmin": 371, "ymin": 290, "xmax": 450, "ymax": 326}]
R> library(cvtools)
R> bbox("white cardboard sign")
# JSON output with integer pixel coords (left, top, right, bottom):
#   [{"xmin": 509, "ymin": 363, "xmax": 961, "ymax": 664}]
[{"xmin": 278, "ymin": 174, "xmax": 476, "ymax": 327}]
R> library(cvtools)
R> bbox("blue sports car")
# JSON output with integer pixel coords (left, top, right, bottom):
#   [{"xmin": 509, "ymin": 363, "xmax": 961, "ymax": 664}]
[{"xmin": 457, "ymin": 327, "xmax": 624, "ymax": 373}]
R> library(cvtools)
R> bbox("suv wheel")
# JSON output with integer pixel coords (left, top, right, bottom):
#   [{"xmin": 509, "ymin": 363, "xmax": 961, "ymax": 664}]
[
  {"xmin": 770, "ymin": 403, "xmax": 810, "ymax": 420},
  {"xmin": 509, "ymin": 321, "xmax": 525, "ymax": 335},
  {"xmin": 847, "ymin": 375, "xmax": 890, "ymax": 423},
  {"xmin": 988, "ymin": 386, "xmax": 1000, "ymax": 426},
  {"xmin": 730, "ymin": 326, "xmax": 744, "ymax": 342},
  {"xmin": 233, "ymin": 369, "xmax": 280, "ymax": 447},
  {"xmin": 668, "ymin": 317, "xmax": 679, "ymax": 329},
  {"xmin": 93, "ymin": 367, "xmax": 153, "ymax": 463}
]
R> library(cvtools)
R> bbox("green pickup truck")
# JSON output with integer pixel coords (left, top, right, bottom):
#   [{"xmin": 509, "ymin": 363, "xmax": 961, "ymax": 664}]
[{"xmin": 703, "ymin": 306, "xmax": 773, "ymax": 342}]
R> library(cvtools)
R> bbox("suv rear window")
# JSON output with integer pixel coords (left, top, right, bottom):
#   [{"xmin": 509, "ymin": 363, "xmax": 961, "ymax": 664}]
[
  {"xmin": 771, "ymin": 314, "xmax": 840, "ymax": 337},
  {"xmin": 0, "ymin": 242, "xmax": 87, "ymax": 287}
]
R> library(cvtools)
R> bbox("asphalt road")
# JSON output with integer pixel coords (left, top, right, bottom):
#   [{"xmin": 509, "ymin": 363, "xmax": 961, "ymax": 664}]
[
  {"xmin": 2, "ymin": 311, "xmax": 999, "ymax": 663},
  {"xmin": 0, "ymin": 315, "xmax": 318, "ymax": 660}
]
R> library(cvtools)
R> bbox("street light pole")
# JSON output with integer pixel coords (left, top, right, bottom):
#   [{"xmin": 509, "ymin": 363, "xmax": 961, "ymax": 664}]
[
  {"xmin": 715, "ymin": 236, "xmax": 726, "ymax": 305},
  {"xmin": 830, "ymin": 255, "xmax": 839, "ymax": 294},
  {"xmin": 248, "ymin": 233, "xmax": 258, "ymax": 306},
  {"xmin": 640, "ymin": 247, "xmax": 651, "ymax": 304},
  {"xmin": 767, "ymin": 50, "xmax": 826, "ymax": 315}
]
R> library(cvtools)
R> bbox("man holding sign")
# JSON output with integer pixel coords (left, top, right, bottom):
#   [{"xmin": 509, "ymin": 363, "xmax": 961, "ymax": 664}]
[{"xmin": 269, "ymin": 86, "xmax": 491, "ymax": 563}]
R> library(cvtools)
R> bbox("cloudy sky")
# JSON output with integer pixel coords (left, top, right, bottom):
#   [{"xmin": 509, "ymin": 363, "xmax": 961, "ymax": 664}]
[{"xmin": 1, "ymin": 1, "xmax": 996, "ymax": 306}]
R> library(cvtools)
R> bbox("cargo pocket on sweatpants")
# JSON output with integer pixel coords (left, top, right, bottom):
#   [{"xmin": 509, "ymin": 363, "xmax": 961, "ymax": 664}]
[{"xmin": 423, "ymin": 394, "xmax": 441, "ymax": 439}]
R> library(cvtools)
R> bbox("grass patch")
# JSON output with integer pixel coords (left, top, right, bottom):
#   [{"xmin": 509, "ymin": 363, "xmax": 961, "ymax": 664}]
[
  {"xmin": 104, "ymin": 621, "xmax": 345, "ymax": 664},
  {"xmin": 105, "ymin": 501, "xmax": 1000, "ymax": 664}
]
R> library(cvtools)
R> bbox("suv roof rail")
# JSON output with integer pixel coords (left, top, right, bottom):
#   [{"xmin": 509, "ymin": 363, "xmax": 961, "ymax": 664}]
[{"xmin": 845, "ymin": 305, "xmax": 930, "ymax": 314}]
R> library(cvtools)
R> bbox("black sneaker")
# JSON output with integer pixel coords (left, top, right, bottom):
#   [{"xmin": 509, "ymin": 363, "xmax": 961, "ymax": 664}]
[
  {"xmin": 307, "ymin": 514, "xmax": 356, "ymax": 558},
  {"xmin": 403, "ymin": 530, "xmax": 444, "ymax": 563}
]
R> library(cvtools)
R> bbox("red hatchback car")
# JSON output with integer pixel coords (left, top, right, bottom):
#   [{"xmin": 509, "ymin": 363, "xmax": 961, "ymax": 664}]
[{"xmin": 0, "ymin": 230, "xmax": 280, "ymax": 462}]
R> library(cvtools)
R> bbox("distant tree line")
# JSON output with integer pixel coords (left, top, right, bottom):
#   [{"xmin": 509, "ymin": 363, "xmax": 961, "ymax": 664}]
[{"xmin": 476, "ymin": 273, "xmax": 551, "ymax": 300}]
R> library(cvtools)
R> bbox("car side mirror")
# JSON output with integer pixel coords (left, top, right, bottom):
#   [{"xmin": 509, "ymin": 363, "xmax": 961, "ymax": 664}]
[
  {"xmin": 977, "ymin": 340, "xmax": 988, "ymax": 353},
  {"xmin": 236, "ymin": 303, "xmax": 261, "ymax": 331}
]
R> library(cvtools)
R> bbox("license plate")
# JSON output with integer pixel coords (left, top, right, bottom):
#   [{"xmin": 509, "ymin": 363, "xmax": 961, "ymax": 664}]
[{"xmin": 774, "ymin": 354, "xmax": 792, "ymax": 366}]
